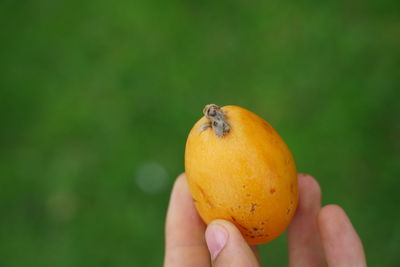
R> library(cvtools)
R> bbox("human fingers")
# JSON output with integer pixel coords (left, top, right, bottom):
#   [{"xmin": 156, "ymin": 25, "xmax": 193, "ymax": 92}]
[
  {"xmin": 205, "ymin": 219, "xmax": 259, "ymax": 267},
  {"xmin": 287, "ymin": 174, "xmax": 327, "ymax": 267},
  {"xmin": 318, "ymin": 204, "xmax": 366, "ymax": 267},
  {"xmin": 164, "ymin": 174, "xmax": 210, "ymax": 267}
]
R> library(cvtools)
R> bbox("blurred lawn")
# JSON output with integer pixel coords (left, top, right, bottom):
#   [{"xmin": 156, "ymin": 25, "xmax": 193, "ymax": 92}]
[{"xmin": 0, "ymin": 0, "xmax": 399, "ymax": 266}]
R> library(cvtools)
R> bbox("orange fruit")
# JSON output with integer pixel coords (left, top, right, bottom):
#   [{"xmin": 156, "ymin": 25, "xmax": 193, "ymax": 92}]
[{"xmin": 185, "ymin": 104, "xmax": 298, "ymax": 245}]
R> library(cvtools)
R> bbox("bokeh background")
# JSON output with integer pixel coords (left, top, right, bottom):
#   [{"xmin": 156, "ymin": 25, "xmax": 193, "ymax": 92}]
[{"xmin": 1, "ymin": 0, "xmax": 399, "ymax": 266}]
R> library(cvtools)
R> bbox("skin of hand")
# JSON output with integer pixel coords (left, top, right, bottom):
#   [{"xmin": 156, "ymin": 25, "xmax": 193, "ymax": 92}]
[{"xmin": 164, "ymin": 173, "xmax": 367, "ymax": 267}]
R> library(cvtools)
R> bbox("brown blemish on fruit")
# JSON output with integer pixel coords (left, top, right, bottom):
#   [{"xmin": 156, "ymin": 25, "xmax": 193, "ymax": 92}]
[
  {"xmin": 196, "ymin": 184, "xmax": 214, "ymax": 208},
  {"xmin": 196, "ymin": 184, "xmax": 205, "ymax": 198},
  {"xmin": 261, "ymin": 121, "xmax": 273, "ymax": 134},
  {"xmin": 270, "ymin": 188, "xmax": 276, "ymax": 194},
  {"xmin": 287, "ymin": 208, "xmax": 291, "ymax": 215},
  {"xmin": 250, "ymin": 203, "xmax": 257, "ymax": 214},
  {"xmin": 231, "ymin": 216, "xmax": 237, "ymax": 222},
  {"xmin": 253, "ymin": 227, "xmax": 258, "ymax": 231},
  {"xmin": 250, "ymin": 235, "xmax": 255, "ymax": 238},
  {"xmin": 237, "ymin": 223, "xmax": 249, "ymax": 231}
]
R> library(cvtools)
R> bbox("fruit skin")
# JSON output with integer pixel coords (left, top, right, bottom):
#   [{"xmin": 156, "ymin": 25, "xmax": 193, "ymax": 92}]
[{"xmin": 185, "ymin": 105, "xmax": 298, "ymax": 245}]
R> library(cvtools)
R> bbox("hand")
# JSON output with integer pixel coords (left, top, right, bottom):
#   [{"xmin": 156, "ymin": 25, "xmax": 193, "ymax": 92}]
[{"xmin": 164, "ymin": 173, "xmax": 366, "ymax": 267}]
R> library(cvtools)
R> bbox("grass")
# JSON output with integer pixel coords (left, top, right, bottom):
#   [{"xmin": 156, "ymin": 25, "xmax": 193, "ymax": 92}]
[{"xmin": 0, "ymin": 0, "xmax": 399, "ymax": 266}]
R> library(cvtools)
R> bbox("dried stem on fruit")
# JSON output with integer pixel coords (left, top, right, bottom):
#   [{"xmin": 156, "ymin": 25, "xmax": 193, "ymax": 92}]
[{"xmin": 199, "ymin": 104, "xmax": 230, "ymax": 137}]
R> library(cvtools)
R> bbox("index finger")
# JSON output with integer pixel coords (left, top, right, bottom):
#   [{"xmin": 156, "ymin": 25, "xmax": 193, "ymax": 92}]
[{"xmin": 164, "ymin": 174, "xmax": 210, "ymax": 267}]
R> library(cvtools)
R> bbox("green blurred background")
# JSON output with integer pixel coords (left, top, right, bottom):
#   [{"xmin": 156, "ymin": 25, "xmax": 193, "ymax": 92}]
[{"xmin": 1, "ymin": 0, "xmax": 399, "ymax": 266}]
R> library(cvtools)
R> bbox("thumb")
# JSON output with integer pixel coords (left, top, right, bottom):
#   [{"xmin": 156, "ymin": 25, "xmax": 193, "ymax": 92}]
[{"xmin": 205, "ymin": 219, "xmax": 260, "ymax": 267}]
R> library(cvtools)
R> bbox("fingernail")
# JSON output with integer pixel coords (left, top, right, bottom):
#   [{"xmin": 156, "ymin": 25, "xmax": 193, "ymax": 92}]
[{"xmin": 205, "ymin": 224, "xmax": 228, "ymax": 261}]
